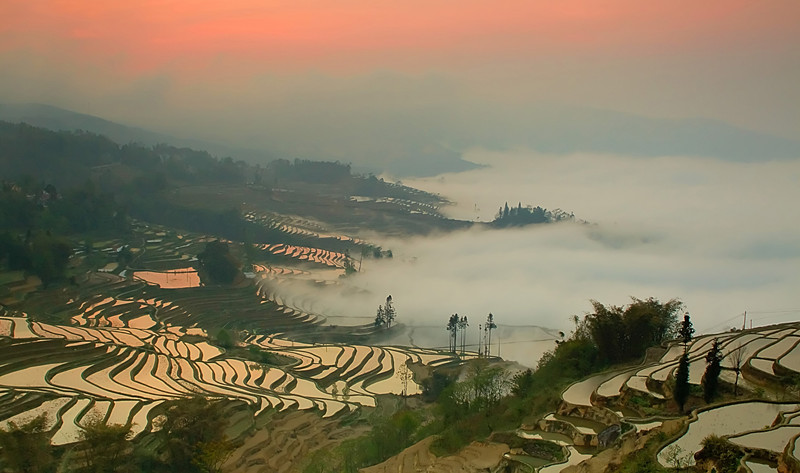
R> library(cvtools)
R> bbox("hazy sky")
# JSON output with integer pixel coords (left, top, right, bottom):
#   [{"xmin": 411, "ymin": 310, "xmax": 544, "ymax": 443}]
[
  {"xmin": 1, "ymin": 2, "xmax": 798, "ymax": 359},
  {"xmin": 1, "ymin": 1, "xmax": 798, "ymax": 172}
]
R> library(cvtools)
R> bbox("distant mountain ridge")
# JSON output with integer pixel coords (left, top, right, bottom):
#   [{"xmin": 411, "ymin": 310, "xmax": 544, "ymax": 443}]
[
  {"xmin": 2, "ymin": 102, "xmax": 798, "ymax": 180},
  {"xmin": 0, "ymin": 103, "xmax": 274, "ymax": 165}
]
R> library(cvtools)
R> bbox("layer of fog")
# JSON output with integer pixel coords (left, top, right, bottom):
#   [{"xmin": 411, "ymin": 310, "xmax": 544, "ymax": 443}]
[{"xmin": 296, "ymin": 151, "xmax": 799, "ymax": 338}]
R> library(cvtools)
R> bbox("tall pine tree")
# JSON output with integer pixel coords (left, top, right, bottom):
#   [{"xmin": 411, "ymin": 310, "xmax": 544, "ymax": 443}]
[
  {"xmin": 674, "ymin": 353, "xmax": 691, "ymax": 413},
  {"xmin": 703, "ymin": 338, "xmax": 723, "ymax": 403},
  {"xmin": 679, "ymin": 312, "xmax": 695, "ymax": 349}
]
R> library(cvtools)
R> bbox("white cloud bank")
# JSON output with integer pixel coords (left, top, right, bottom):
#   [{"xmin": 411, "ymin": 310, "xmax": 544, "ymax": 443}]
[
  {"xmin": 274, "ymin": 150, "xmax": 800, "ymax": 365},
  {"xmin": 356, "ymin": 151, "xmax": 799, "ymax": 334}
]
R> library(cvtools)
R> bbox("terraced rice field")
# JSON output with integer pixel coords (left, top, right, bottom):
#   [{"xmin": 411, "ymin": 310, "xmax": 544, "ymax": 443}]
[
  {"xmin": 0, "ymin": 311, "xmax": 456, "ymax": 444},
  {"xmin": 133, "ymin": 269, "xmax": 201, "ymax": 289},
  {"xmin": 512, "ymin": 323, "xmax": 800, "ymax": 472},
  {"xmin": 658, "ymin": 402, "xmax": 800, "ymax": 466}
]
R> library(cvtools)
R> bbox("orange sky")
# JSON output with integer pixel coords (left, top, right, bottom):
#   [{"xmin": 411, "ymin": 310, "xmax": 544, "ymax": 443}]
[
  {"xmin": 0, "ymin": 0, "xmax": 797, "ymax": 149},
  {"xmin": 2, "ymin": 0, "xmax": 797, "ymax": 74}
]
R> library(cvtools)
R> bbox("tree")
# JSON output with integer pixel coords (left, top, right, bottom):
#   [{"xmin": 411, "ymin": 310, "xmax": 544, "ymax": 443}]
[
  {"xmin": 0, "ymin": 414, "xmax": 54, "ymax": 473},
  {"xmin": 697, "ymin": 434, "xmax": 743, "ymax": 473},
  {"xmin": 374, "ymin": 305, "xmax": 385, "ymax": 327},
  {"xmin": 703, "ymin": 338, "xmax": 723, "ymax": 403},
  {"xmin": 215, "ymin": 328, "xmax": 234, "ymax": 349},
  {"xmin": 156, "ymin": 397, "xmax": 234, "ymax": 473},
  {"xmin": 582, "ymin": 297, "xmax": 683, "ymax": 364},
  {"xmin": 30, "ymin": 233, "xmax": 72, "ymax": 287},
  {"xmin": 485, "ymin": 313, "xmax": 497, "ymax": 357},
  {"xmin": 728, "ymin": 343, "xmax": 747, "ymax": 397},
  {"xmin": 398, "ymin": 363, "xmax": 412, "ymax": 398},
  {"xmin": 458, "ymin": 315, "xmax": 469, "ymax": 355},
  {"xmin": 674, "ymin": 353, "xmax": 690, "ymax": 413},
  {"xmin": 196, "ymin": 240, "xmax": 241, "ymax": 285},
  {"xmin": 511, "ymin": 369, "xmax": 534, "ymax": 398},
  {"xmin": 662, "ymin": 444, "xmax": 693, "ymax": 472},
  {"xmin": 679, "ymin": 312, "xmax": 695, "ymax": 350},
  {"xmin": 75, "ymin": 418, "xmax": 133, "ymax": 473},
  {"xmin": 383, "ymin": 295, "xmax": 396, "ymax": 328},
  {"xmin": 446, "ymin": 314, "xmax": 459, "ymax": 353},
  {"xmin": 342, "ymin": 253, "xmax": 357, "ymax": 276}
]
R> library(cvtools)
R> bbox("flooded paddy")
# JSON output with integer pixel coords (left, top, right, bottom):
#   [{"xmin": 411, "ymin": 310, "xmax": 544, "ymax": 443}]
[
  {"xmin": 133, "ymin": 269, "xmax": 201, "ymax": 289},
  {"xmin": 658, "ymin": 402, "xmax": 800, "ymax": 467},
  {"xmin": 730, "ymin": 425, "xmax": 800, "ymax": 452},
  {"xmin": 562, "ymin": 370, "xmax": 621, "ymax": 406}
]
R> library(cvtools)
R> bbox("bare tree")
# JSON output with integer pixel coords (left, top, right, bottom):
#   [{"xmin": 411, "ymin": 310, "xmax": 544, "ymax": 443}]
[
  {"xmin": 728, "ymin": 342, "xmax": 747, "ymax": 397},
  {"xmin": 398, "ymin": 363, "xmax": 412, "ymax": 398},
  {"xmin": 662, "ymin": 444, "xmax": 693, "ymax": 472}
]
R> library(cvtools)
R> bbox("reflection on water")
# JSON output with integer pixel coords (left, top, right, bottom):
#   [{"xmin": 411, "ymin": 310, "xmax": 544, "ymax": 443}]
[{"xmin": 134, "ymin": 269, "xmax": 201, "ymax": 288}]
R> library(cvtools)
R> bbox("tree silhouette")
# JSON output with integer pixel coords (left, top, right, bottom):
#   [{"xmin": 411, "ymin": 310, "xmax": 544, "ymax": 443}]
[
  {"xmin": 459, "ymin": 315, "xmax": 469, "ymax": 355},
  {"xmin": 447, "ymin": 314, "xmax": 459, "ymax": 353},
  {"xmin": 674, "ymin": 353, "xmax": 691, "ymax": 413},
  {"xmin": 374, "ymin": 305, "xmax": 386, "ymax": 327},
  {"xmin": 485, "ymin": 313, "xmax": 497, "ymax": 357},
  {"xmin": 728, "ymin": 343, "xmax": 747, "ymax": 397},
  {"xmin": 0, "ymin": 413, "xmax": 53, "ymax": 473},
  {"xmin": 703, "ymin": 338, "xmax": 723, "ymax": 403},
  {"xmin": 384, "ymin": 295, "xmax": 396, "ymax": 328},
  {"xmin": 679, "ymin": 312, "xmax": 695, "ymax": 350}
]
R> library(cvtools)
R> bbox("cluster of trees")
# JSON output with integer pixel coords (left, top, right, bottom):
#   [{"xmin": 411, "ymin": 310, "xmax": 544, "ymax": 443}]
[
  {"xmin": 445, "ymin": 313, "xmax": 497, "ymax": 356},
  {"xmin": 0, "ymin": 231, "xmax": 72, "ymax": 286},
  {"xmin": 438, "ymin": 360, "xmax": 510, "ymax": 421},
  {"xmin": 446, "ymin": 314, "xmax": 468, "ymax": 353},
  {"xmin": 573, "ymin": 297, "xmax": 684, "ymax": 365},
  {"xmin": 674, "ymin": 313, "xmax": 750, "ymax": 413},
  {"xmin": 0, "ymin": 122, "xmax": 247, "ymax": 190},
  {"xmin": 491, "ymin": 202, "xmax": 575, "ymax": 227},
  {"xmin": 0, "ymin": 180, "xmax": 127, "ymax": 237},
  {"xmin": 267, "ymin": 159, "xmax": 352, "ymax": 184},
  {"xmin": 196, "ymin": 240, "xmax": 242, "ymax": 285},
  {"xmin": 428, "ymin": 359, "xmax": 515, "ymax": 454},
  {"xmin": 373, "ymin": 295, "xmax": 396, "ymax": 328},
  {"xmin": 0, "ymin": 397, "xmax": 234, "ymax": 473}
]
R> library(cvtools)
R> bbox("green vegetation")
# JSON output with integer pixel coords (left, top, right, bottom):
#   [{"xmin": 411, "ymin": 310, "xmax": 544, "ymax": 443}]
[
  {"xmin": 608, "ymin": 435, "xmax": 671, "ymax": 473},
  {"xmin": 73, "ymin": 419, "xmax": 133, "ymax": 473},
  {"xmin": 0, "ymin": 231, "xmax": 72, "ymax": 287},
  {"xmin": 577, "ymin": 297, "xmax": 683, "ymax": 366},
  {"xmin": 302, "ymin": 409, "xmax": 422, "ymax": 473},
  {"xmin": 196, "ymin": 241, "xmax": 242, "ymax": 285},
  {"xmin": 673, "ymin": 353, "xmax": 690, "ymax": 413},
  {"xmin": 0, "ymin": 414, "xmax": 55, "ymax": 473},
  {"xmin": 244, "ymin": 345, "xmax": 293, "ymax": 366},
  {"xmin": 696, "ymin": 434, "xmax": 744, "ymax": 473},
  {"xmin": 0, "ymin": 398, "xmax": 234, "ymax": 473}
]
